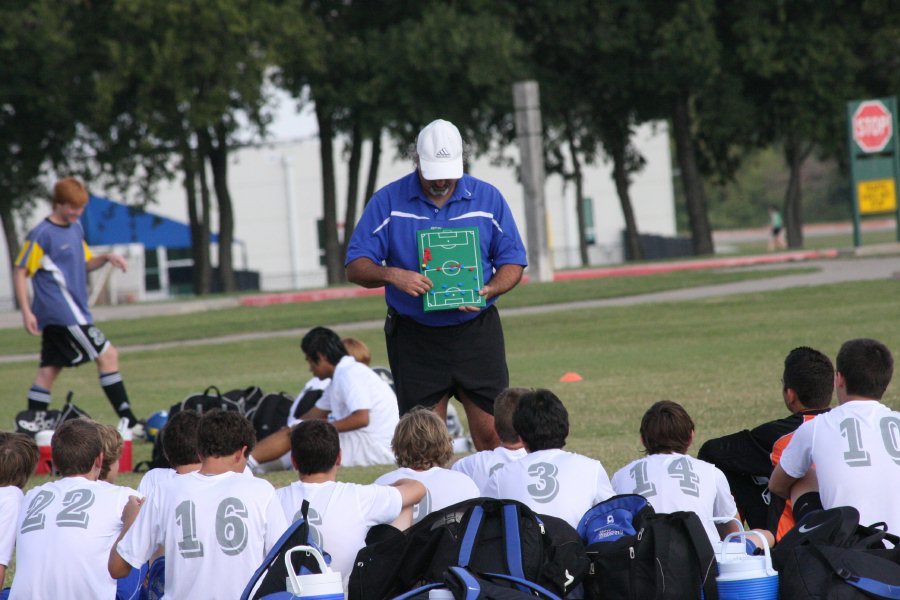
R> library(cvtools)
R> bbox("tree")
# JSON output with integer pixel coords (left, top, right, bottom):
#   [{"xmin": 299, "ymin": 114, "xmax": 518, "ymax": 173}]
[
  {"xmin": 276, "ymin": 0, "xmax": 522, "ymax": 285},
  {"xmin": 721, "ymin": 0, "xmax": 862, "ymax": 247},
  {"xmin": 511, "ymin": 0, "xmax": 655, "ymax": 264},
  {"xmin": 0, "ymin": 1, "xmax": 86, "ymax": 302},
  {"xmin": 90, "ymin": 0, "xmax": 279, "ymax": 293}
]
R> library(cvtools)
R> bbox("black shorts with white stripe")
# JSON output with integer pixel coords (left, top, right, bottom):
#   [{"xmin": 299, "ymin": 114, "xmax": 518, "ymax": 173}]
[{"xmin": 40, "ymin": 324, "xmax": 110, "ymax": 367}]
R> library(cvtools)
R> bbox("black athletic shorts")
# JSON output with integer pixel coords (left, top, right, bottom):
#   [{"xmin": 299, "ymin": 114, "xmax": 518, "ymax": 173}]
[
  {"xmin": 40, "ymin": 324, "xmax": 110, "ymax": 367},
  {"xmin": 385, "ymin": 304, "xmax": 509, "ymax": 415}
]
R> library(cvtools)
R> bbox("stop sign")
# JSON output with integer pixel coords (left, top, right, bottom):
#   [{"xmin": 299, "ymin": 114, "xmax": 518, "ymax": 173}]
[{"xmin": 853, "ymin": 100, "xmax": 893, "ymax": 153}]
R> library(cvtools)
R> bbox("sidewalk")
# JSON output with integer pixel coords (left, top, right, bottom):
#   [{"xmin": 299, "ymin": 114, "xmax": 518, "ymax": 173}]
[{"xmin": 1, "ymin": 250, "xmax": 898, "ymax": 365}]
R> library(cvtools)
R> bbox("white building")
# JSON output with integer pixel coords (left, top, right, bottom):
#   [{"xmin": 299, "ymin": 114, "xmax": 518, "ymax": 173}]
[{"xmin": 0, "ymin": 121, "xmax": 676, "ymax": 307}]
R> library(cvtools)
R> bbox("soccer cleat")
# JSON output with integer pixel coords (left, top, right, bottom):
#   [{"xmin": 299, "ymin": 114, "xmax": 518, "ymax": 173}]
[{"xmin": 129, "ymin": 420, "xmax": 147, "ymax": 441}]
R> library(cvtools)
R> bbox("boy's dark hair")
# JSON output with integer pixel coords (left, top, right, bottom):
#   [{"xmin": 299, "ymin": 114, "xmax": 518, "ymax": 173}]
[
  {"xmin": 494, "ymin": 387, "xmax": 529, "ymax": 444},
  {"xmin": 197, "ymin": 410, "xmax": 256, "ymax": 459},
  {"xmin": 514, "ymin": 389, "xmax": 568, "ymax": 451},
  {"xmin": 837, "ymin": 338, "xmax": 894, "ymax": 400},
  {"xmin": 162, "ymin": 409, "xmax": 201, "ymax": 467},
  {"xmin": 392, "ymin": 407, "xmax": 453, "ymax": 470},
  {"xmin": 290, "ymin": 420, "xmax": 340, "ymax": 475},
  {"xmin": 640, "ymin": 400, "xmax": 695, "ymax": 455},
  {"xmin": 301, "ymin": 327, "xmax": 348, "ymax": 366},
  {"xmin": 52, "ymin": 419, "xmax": 102, "ymax": 476},
  {"xmin": 783, "ymin": 346, "xmax": 834, "ymax": 409},
  {"xmin": 0, "ymin": 432, "xmax": 40, "ymax": 488}
]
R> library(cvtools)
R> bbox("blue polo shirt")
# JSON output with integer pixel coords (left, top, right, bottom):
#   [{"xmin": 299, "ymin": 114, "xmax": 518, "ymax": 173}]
[{"xmin": 346, "ymin": 171, "xmax": 527, "ymax": 326}]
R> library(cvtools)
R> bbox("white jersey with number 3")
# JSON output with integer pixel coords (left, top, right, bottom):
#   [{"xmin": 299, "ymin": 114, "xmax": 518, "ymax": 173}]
[
  {"xmin": 10, "ymin": 477, "xmax": 136, "ymax": 599},
  {"xmin": 779, "ymin": 400, "xmax": 900, "ymax": 531},
  {"xmin": 484, "ymin": 449, "xmax": 614, "ymax": 528},
  {"xmin": 116, "ymin": 470, "xmax": 288, "ymax": 600},
  {"xmin": 611, "ymin": 453, "xmax": 737, "ymax": 546}
]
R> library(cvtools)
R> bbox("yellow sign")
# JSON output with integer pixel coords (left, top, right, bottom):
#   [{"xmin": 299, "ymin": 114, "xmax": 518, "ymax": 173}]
[{"xmin": 858, "ymin": 179, "xmax": 897, "ymax": 214}]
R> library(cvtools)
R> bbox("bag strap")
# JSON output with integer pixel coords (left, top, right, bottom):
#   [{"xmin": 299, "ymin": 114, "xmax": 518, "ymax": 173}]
[
  {"xmin": 477, "ymin": 571, "xmax": 562, "ymax": 600},
  {"xmin": 458, "ymin": 505, "xmax": 485, "ymax": 568},
  {"xmin": 446, "ymin": 567, "xmax": 481, "ymax": 600},
  {"xmin": 680, "ymin": 514, "xmax": 719, "ymax": 600},
  {"xmin": 501, "ymin": 504, "xmax": 526, "ymax": 582},
  {"xmin": 810, "ymin": 545, "xmax": 900, "ymax": 599}
]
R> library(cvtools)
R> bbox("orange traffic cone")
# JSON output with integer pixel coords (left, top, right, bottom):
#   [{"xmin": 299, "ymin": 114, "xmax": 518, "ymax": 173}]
[{"xmin": 559, "ymin": 372, "xmax": 583, "ymax": 382}]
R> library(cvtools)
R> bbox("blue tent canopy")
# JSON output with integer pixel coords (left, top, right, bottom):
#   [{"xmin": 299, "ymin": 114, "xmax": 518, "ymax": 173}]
[{"xmin": 81, "ymin": 195, "xmax": 218, "ymax": 250}]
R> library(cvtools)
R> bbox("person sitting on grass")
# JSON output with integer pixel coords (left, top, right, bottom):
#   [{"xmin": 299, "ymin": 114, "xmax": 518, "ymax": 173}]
[
  {"xmin": 484, "ymin": 388, "xmax": 615, "ymax": 528},
  {"xmin": 0, "ymin": 432, "xmax": 40, "ymax": 589},
  {"xmin": 110, "ymin": 410, "xmax": 288, "ymax": 599},
  {"xmin": 698, "ymin": 346, "xmax": 833, "ymax": 543},
  {"xmin": 375, "ymin": 407, "xmax": 480, "ymax": 523},
  {"xmin": 137, "ymin": 409, "xmax": 202, "ymax": 498},
  {"xmin": 10, "ymin": 419, "xmax": 139, "ymax": 599},
  {"xmin": 611, "ymin": 400, "xmax": 742, "ymax": 548},
  {"xmin": 276, "ymin": 420, "xmax": 425, "ymax": 588},
  {"xmin": 249, "ymin": 336, "xmax": 374, "ymax": 473},
  {"xmin": 451, "ymin": 387, "xmax": 528, "ymax": 494}
]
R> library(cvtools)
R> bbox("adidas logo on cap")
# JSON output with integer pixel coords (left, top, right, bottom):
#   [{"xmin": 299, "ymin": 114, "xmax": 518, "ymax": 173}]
[{"xmin": 435, "ymin": 147, "xmax": 451, "ymax": 158}]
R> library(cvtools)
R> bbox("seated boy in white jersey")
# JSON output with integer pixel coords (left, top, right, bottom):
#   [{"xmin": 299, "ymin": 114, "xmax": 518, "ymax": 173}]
[
  {"xmin": 375, "ymin": 407, "xmax": 479, "ymax": 523},
  {"xmin": 770, "ymin": 338, "xmax": 900, "ymax": 532},
  {"xmin": 484, "ymin": 389, "xmax": 615, "ymax": 529},
  {"xmin": 451, "ymin": 387, "xmax": 528, "ymax": 494},
  {"xmin": 291, "ymin": 327, "xmax": 398, "ymax": 467},
  {"xmin": 10, "ymin": 419, "xmax": 140, "ymax": 599},
  {"xmin": 137, "ymin": 409, "xmax": 202, "ymax": 498},
  {"xmin": 249, "ymin": 337, "xmax": 372, "ymax": 473},
  {"xmin": 611, "ymin": 400, "xmax": 741, "ymax": 548},
  {"xmin": 110, "ymin": 410, "xmax": 288, "ymax": 599},
  {"xmin": 276, "ymin": 419, "xmax": 425, "ymax": 587},
  {"xmin": 0, "ymin": 433, "xmax": 39, "ymax": 589}
]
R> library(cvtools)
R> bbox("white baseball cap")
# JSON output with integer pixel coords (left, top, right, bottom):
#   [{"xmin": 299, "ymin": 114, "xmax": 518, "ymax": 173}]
[{"xmin": 416, "ymin": 119, "xmax": 463, "ymax": 180}]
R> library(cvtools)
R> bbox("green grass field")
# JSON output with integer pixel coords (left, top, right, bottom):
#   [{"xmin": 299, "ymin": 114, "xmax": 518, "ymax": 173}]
[{"xmin": 3, "ymin": 263, "xmax": 900, "ymax": 586}]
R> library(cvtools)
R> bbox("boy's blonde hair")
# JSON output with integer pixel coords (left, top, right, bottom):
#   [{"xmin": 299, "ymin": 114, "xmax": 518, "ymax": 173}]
[
  {"xmin": 341, "ymin": 337, "xmax": 371, "ymax": 366},
  {"xmin": 391, "ymin": 407, "xmax": 452, "ymax": 470},
  {"xmin": 53, "ymin": 177, "xmax": 89, "ymax": 207},
  {"xmin": 96, "ymin": 422, "xmax": 124, "ymax": 481}
]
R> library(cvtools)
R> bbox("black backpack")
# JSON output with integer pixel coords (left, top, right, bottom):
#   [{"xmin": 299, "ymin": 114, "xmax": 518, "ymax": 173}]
[
  {"xmin": 244, "ymin": 391, "xmax": 293, "ymax": 441},
  {"xmin": 348, "ymin": 498, "xmax": 589, "ymax": 600},
  {"xmin": 394, "ymin": 566, "xmax": 564, "ymax": 600},
  {"xmin": 134, "ymin": 386, "xmax": 247, "ymax": 472},
  {"xmin": 578, "ymin": 495, "xmax": 719, "ymax": 600},
  {"xmin": 15, "ymin": 391, "xmax": 91, "ymax": 437},
  {"xmin": 773, "ymin": 506, "xmax": 900, "ymax": 599}
]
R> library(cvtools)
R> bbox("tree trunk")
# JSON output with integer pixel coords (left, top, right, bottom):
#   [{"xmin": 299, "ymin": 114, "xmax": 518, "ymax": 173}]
[
  {"xmin": 341, "ymin": 119, "xmax": 363, "ymax": 258},
  {"xmin": 611, "ymin": 139, "xmax": 643, "ymax": 261},
  {"xmin": 316, "ymin": 105, "xmax": 343, "ymax": 285},
  {"xmin": 182, "ymin": 142, "xmax": 211, "ymax": 295},
  {"xmin": 783, "ymin": 139, "xmax": 812, "ymax": 249},
  {"xmin": 364, "ymin": 129, "xmax": 382, "ymax": 204},
  {"xmin": 194, "ymin": 131, "xmax": 214, "ymax": 294},
  {"xmin": 564, "ymin": 116, "xmax": 589, "ymax": 266},
  {"xmin": 209, "ymin": 121, "xmax": 237, "ymax": 292},
  {"xmin": 671, "ymin": 96, "xmax": 714, "ymax": 255},
  {"xmin": 0, "ymin": 203, "xmax": 20, "ymax": 309}
]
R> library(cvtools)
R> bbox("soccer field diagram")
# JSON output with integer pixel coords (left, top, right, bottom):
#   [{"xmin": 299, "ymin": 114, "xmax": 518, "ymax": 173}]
[{"xmin": 417, "ymin": 227, "xmax": 486, "ymax": 311}]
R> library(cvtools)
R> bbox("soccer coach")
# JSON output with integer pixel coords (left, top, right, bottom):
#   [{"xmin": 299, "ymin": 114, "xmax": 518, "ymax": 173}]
[{"xmin": 345, "ymin": 119, "xmax": 527, "ymax": 451}]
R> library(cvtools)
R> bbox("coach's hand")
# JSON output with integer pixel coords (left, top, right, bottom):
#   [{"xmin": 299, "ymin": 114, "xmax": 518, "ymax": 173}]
[{"xmin": 387, "ymin": 267, "xmax": 433, "ymax": 297}]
